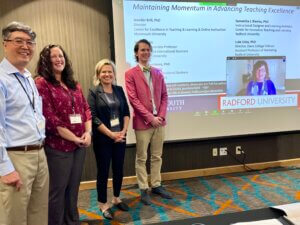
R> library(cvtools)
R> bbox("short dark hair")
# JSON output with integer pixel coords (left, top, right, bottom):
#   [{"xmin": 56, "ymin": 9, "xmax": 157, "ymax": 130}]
[
  {"xmin": 252, "ymin": 60, "xmax": 270, "ymax": 81},
  {"xmin": 2, "ymin": 21, "xmax": 36, "ymax": 40},
  {"xmin": 134, "ymin": 39, "xmax": 152, "ymax": 62},
  {"xmin": 36, "ymin": 44, "xmax": 77, "ymax": 90}
]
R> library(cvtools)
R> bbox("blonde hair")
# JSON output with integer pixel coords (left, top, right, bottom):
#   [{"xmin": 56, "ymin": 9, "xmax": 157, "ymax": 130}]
[{"xmin": 93, "ymin": 59, "xmax": 117, "ymax": 86}]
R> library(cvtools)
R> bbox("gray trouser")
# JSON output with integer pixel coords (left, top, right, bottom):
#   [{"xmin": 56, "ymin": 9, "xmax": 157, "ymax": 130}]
[{"xmin": 45, "ymin": 146, "xmax": 85, "ymax": 225}]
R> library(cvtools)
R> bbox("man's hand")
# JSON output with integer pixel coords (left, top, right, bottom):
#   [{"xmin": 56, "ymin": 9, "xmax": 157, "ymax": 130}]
[
  {"xmin": 151, "ymin": 117, "xmax": 163, "ymax": 128},
  {"xmin": 0, "ymin": 171, "xmax": 23, "ymax": 191}
]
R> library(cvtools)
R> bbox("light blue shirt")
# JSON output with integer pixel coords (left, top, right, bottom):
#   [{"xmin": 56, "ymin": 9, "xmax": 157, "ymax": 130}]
[
  {"xmin": 138, "ymin": 64, "xmax": 157, "ymax": 114},
  {"xmin": 0, "ymin": 58, "xmax": 45, "ymax": 176}
]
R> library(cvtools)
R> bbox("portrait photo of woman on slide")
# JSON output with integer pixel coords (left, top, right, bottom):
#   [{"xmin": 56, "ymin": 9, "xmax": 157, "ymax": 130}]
[{"xmin": 246, "ymin": 60, "xmax": 277, "ymax": 96}]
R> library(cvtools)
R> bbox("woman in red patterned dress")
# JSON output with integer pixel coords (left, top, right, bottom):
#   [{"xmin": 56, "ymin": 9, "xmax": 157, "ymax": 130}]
[{"xmin": 35, "ymin": 44, "xmax": 92, "ymax": 225}]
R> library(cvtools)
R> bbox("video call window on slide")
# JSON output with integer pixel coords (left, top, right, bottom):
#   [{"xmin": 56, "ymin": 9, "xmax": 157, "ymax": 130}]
[
  {"xmin": 226, "ymin": 56, "xmax": 286, "ymax": 96},
  {"xmin": 221, "ymin": 56, "xmax": 298, "ymax": 111}
]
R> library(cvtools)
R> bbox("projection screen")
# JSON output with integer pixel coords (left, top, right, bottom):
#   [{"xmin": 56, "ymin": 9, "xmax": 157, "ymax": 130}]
[{"xmin": 112, "ymin": 0, "xmax": 300, "ymax": 144}]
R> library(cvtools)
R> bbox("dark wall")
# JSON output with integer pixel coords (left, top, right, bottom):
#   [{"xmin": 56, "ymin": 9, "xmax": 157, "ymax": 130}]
[{"xmin": 82, "ymin": 132, "xmax": 300, "ymax": 181}]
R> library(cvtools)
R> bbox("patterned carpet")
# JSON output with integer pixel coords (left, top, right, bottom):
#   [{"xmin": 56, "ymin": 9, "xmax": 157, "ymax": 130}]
[{"xmin": 78, "ymin": 167, "xmax": 300, "ymax": 225}]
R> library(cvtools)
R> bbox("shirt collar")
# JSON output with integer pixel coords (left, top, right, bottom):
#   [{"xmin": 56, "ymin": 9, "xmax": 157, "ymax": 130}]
[{"xmin": 0, "ymin": 58, "xmax": 31, "ymax": 78}]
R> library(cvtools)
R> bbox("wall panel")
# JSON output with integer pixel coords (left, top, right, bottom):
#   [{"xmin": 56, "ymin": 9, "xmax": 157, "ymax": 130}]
[{"xmin": 0, "ymin": 0, "xmax": 111, "ymax": 180}]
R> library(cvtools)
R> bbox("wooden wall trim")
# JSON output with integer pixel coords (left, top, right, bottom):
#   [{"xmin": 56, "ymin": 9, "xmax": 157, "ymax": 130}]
[{"xmin": 79, "ymin": 158, "xmax": 300, "ymax": 190}]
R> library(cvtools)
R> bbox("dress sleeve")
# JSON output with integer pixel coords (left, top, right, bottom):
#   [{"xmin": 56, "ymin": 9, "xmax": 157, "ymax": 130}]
[{"xmin": 35, "ymin": 77, "xmax": 68, "ymax": 136}]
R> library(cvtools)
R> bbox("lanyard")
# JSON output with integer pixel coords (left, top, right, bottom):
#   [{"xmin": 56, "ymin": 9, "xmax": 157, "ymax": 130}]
[
  {"xmin": 14, "ymin": 73, "xmax": 35, "ymax": 112},
  {"xmin": 104, "ymin": 91, "xmax": 118, "ymax": 118},
  {"xmin": 70, "ymin": 93, "xmax": 75, "ymax": 114},
  {"xmin": 63, "ymin": 86, "xmax": 76, "ymax": 114}
]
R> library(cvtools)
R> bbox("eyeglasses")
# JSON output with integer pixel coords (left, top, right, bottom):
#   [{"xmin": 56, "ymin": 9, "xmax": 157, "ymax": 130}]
[{"xmin": 5, "ymin": 38, "xmax": 36, "ymax": 48}]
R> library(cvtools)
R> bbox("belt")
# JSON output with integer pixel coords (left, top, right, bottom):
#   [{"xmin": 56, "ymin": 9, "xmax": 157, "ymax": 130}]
[{"xmin": 6, "ymin": 143, "xmax": 44, "ymax": 151}]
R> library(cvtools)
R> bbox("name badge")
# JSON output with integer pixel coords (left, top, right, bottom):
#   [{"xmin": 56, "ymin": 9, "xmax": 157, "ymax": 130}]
[
  {"xmin": 110, "ymin": 117, "xmax": 120, "ymax": 127},
  {"xmin": 69, "ymin": 114, "xmax": 82, "ymax": 124}
]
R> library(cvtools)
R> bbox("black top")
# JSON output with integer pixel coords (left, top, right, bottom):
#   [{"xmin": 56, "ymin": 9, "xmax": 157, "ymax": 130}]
[
  {"xmin": 104, "ymin": 92, "xmax": 121, "ymax": 132},
  {"xmin": 88, "ymin": 84, "xmax": 130, "ymax": 143}
]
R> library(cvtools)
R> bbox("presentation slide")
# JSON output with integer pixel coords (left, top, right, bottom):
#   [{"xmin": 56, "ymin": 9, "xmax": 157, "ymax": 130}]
[{"xmin": 112, "ymin": 0, "xmax": 300, "ymax": 144}]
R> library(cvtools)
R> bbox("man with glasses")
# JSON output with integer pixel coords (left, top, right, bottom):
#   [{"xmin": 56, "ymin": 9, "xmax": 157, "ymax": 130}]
[{"xmin": 0, "ymin": 21, "xmax": 49, "ymax": 225}]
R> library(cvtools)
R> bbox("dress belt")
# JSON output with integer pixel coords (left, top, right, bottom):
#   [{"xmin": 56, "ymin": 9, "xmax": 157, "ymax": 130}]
[{"xmin": 6, "ymin": 143, "xmax": 45, "ymax": 151}]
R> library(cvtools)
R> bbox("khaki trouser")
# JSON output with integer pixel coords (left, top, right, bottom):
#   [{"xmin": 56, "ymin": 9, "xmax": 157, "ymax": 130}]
[
  {"xmin": 135, "ymin": 126, "xmax": 165, "ymax": 189},
  {"xmin": 0, "ymin": 148, "xmax": 49, "ymax": 225}
]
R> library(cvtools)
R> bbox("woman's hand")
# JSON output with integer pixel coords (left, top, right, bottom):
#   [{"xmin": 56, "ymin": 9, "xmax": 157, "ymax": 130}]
[
  {"xmin": 120, "ymin": 129, "xmax": 127, "ymax": 137},
  {"xmin": 80, "ymin": 131, "xmax": 91, "ymax": 147},
  {"xmin": 74, "ymin": 136, "xmax": 85, "ymax": 147},
  {"xmin": 109, "ymin": 131, "xmax": 125, "ymax": 143}
]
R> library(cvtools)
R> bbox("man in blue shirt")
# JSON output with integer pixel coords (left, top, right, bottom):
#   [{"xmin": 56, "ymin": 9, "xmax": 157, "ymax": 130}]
[{"xmin": 0, "ymin": 21, "xmax": 49, "ymax": 225}]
